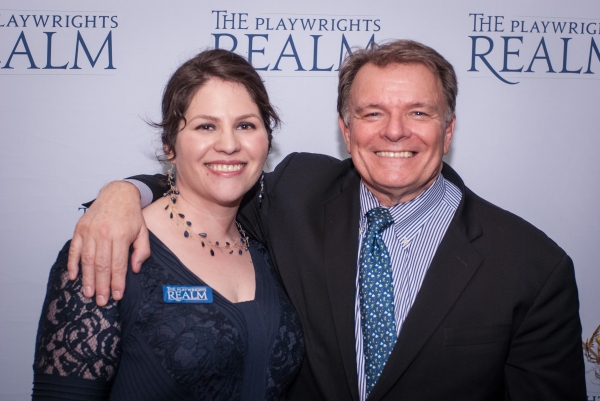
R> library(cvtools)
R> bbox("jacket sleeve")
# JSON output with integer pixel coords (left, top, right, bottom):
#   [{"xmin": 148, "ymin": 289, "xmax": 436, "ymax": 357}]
[
  {"xmin": 237, "ymin": 153, "xmax": 299, "ymax": 247},
  {"xmin": 127, "ymin": 174, "xmax": 168, "ymax": 204},
  {"xmin": 504, "ymin": 254, "xmax": 586, "ymax": 400},
  {"xmin": 81, "ymin": 174, "xmax": 168, "ymax": 208},
  {"xmin": 237, "ymin": 178, "xmax": 266, "ymax": 245}
]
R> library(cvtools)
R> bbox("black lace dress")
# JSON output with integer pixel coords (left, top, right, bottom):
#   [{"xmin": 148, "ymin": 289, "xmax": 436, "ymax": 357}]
[{"xmin": 32, "ymin": 232, "xmax": 305, "ymax": 400}]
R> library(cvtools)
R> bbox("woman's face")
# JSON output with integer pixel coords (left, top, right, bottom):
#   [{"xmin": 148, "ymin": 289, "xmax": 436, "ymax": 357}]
[{"xmin": 170, "ymin": 78, "xmax": 269, "ymax": 207}]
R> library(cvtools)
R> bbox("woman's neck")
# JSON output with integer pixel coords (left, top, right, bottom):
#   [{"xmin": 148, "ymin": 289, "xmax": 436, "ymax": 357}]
[{"xmin": 169, "ymin": 187, "xmax": 241, "ymax": 239}]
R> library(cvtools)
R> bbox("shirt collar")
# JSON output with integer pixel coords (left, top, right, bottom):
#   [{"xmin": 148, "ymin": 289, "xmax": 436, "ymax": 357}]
[{"xmin": 359, "ymin": 174, "xmax": 447, "ymax": 239}]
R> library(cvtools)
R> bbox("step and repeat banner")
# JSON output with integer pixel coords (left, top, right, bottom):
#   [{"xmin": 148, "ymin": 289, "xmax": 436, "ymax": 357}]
[{"xmin": 1, "ymin": 0, "xmax": 599, "ymax": 399}]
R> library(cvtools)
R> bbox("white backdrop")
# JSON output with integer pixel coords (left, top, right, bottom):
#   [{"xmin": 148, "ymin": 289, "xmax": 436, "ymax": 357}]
[{"xmin": 1, "ymin": 0, "xmax": 599, "ymax": 399}]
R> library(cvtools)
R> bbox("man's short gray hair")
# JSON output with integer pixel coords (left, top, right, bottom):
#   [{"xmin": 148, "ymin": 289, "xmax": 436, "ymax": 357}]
[{"xmin": 337, "ymin": 39, "xmax": 458, "ymax": 125}]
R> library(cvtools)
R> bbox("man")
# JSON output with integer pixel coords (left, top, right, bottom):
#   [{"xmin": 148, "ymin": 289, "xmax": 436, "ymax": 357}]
[{"xmin": 69, "ymin": 40, "xmax": 586, "ymax": 399}]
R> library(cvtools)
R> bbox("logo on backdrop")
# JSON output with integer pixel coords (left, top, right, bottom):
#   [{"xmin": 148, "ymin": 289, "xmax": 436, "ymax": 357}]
[
  {"xmin": 210, "ymin": 10, "xmax": 380, "ymax": 74},
  {"xmin": 583, "ymin": 324, "xmax": 600, "ymax": 394},
  {"xmin": 0, "ymin": 10, "xmax": 117, "ymax": 72},
  {"xmin": 467, "ymin": 13, "xmax": 600, "ymax": 84}
]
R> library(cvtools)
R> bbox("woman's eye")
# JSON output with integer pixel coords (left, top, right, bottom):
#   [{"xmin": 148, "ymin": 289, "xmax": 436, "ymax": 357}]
[
  {"xmin": 195, "ymin": 124, "xmax": 214, "ymax": 130},
  {"xmin": 238, "ymin": 122, "xmax": 255, "ymax": 130}
]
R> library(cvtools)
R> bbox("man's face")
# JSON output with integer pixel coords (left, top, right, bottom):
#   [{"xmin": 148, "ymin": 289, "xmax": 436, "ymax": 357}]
[{"xmin": 340, "ymin": 62, "xmax": 455, "ymax": 207}]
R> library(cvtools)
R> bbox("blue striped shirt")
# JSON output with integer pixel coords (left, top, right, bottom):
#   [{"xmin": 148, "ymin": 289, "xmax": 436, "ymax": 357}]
[{"xmin": 355, "ymin": 174, "xmax": 462, "ymax": 400}]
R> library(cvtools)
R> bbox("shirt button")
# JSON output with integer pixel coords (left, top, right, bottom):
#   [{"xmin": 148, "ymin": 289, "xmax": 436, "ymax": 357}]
[{"xmin": 402, "ymin": 238, "xmax": 409, "ymax": 246}]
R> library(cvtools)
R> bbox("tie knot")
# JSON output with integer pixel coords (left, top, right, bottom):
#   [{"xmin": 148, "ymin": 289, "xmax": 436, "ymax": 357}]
[{"xmin": 366, "ymin": 207, "xmax": 394, "ymax": 234}]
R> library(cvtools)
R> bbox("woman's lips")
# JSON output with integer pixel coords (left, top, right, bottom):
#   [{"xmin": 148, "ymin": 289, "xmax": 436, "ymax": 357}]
[{"xmin": 205, "ymin": 163, "xmax": 246, "ymax": 172}]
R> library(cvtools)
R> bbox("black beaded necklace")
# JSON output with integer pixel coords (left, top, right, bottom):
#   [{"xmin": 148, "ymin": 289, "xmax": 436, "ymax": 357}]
[{"xmin": 165, "ymin": 168, "xmax": 249, "ymax": 256}]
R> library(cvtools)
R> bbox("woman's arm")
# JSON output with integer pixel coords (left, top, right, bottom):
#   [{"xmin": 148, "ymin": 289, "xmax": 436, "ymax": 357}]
[{"xmin": 33, "ymin": 241, "xmax": 123, "ymax": 400}]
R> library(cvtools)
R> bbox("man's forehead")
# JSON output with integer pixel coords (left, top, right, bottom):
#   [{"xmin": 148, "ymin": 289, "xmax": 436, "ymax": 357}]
[{"xmin": 348, "ymin": 63, "xmax": 443, "ymax": 107}]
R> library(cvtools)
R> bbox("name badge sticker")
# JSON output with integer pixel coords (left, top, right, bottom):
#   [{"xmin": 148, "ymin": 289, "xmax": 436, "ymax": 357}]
[{"xmin": 163, "ymin": 285, "xmax": 213, "ymax": 303}]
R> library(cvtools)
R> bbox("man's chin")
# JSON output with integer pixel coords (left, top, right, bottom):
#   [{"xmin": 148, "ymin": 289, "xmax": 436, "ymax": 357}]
[{"xmin": 364, "ymin": 171, "xmax": 442, "ymax": 204}]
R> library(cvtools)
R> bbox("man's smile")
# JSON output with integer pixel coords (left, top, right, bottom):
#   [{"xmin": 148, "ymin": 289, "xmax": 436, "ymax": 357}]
[{"xmin": 375, "ymin": 151, "xmax": 415, "ymax": 158}]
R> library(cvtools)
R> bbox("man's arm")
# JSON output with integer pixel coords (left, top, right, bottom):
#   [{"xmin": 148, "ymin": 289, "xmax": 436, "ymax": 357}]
[
  {"xmin": 237, "ymin": 177, "xmax": 267, "ymax": 245},
  {"xmin": 237, "ymin": 153, "xmax": 302, "ymax": 246},
  {"xmin": 67, "ymin": 175, "xmax": 167, "ymax": 306},
  {"xmin": 504, "ymin": 254, "xmax": 586, "ymax": 399}
]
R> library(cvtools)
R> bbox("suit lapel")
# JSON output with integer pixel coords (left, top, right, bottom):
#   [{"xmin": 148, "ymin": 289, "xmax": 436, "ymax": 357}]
[
  {"xmin": 369, "ymin": 223, "xmax": 483, "ymax": 399},
  {"xmin": 323, "ymin": 168, "xmax": 362, "ymax": 401},
  {"xmin": 320, "ymin": 163, "xmax": 483, "ymax": 400},
  {"xmin": 369, "ymin": 164, "xmax": 484, "ymax": 400}
]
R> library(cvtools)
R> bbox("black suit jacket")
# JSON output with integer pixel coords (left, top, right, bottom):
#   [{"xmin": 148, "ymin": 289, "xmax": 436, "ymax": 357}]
[{"xmin": 138, "ymin": 153, "xmax": 586, "ymax": 400}]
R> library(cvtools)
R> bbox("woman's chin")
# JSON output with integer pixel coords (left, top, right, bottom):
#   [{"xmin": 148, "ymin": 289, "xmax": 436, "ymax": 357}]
[{"xmin": 204, "ymin": 193, "xmax": 246, "ymax": 208}]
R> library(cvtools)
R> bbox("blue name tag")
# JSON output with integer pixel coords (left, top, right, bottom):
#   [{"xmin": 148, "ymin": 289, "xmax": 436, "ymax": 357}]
[{"xmin": 163, "ymin": 285, "xmax": 213, "ymax": 303}]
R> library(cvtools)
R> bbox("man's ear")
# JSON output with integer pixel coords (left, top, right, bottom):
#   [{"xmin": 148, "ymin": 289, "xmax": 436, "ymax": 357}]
[
  {"xmin": 338, "ymin": 116, "xmax": 352, "ymax": 154},
  {"xmin": 443, "ymin": 114, "xmax": 456, "ymax": 155}
]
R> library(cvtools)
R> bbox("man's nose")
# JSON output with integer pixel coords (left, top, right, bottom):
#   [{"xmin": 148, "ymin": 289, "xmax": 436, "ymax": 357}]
[{"xmin": 381, "ymin": 115, "xmax": 411, "ymax": 142}]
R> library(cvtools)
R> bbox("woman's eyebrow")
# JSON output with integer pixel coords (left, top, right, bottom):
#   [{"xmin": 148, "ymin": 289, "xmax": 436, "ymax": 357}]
[{"xmin": 187, "ymin": 114, "xmax": 219, "ymax": 123}]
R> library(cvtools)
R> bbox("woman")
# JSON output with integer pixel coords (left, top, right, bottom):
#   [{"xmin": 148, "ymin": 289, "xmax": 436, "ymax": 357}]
[{"xmin": 32, "ymin": 49, "xmax": 304, "ymax": 400}]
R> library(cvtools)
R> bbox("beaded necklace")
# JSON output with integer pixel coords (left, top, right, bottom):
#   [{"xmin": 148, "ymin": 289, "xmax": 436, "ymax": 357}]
[{"xmin": 165, "ymin": 168, "xmax": 249, "ymax": 256}]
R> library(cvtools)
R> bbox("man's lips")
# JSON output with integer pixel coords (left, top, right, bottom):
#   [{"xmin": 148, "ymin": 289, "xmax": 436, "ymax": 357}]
[
  {"xmin": 375, "ymin": 151, "xmax": 415, "ymax": 158},
  {"xmin": 205, "ymin": 163, "xmax": 246, "ymax": 172}
]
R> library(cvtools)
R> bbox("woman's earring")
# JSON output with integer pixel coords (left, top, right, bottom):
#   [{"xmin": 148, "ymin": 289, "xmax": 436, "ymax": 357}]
[
  {"xmin": 258, "ymin": 171, "xmax": 265, "ymax": 207},
  {"xmin": 167, "ymin": 164, "xmax": 176, "ymax": 190},
  {"xmin": 166, "ymin": 164, "xmax": 181, "ymax": 204}
]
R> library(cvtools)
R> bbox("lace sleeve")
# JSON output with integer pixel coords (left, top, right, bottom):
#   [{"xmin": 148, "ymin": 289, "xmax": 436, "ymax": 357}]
[{"xmin": 33, "ymin": 241, "xmax": 122, "ymax": 398}]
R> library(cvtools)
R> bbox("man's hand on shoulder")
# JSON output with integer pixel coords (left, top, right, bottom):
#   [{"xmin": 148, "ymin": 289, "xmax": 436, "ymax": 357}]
[{"xmin": 67, "ymin": 180, "xmax": 150, "ymax": 306}]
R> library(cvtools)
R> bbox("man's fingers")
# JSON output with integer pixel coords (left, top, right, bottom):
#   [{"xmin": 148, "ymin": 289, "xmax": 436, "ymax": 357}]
[
  {"xmin": 67, "ymin": 181, "xmax": 145, "ymax": 305},
  {"xmin": 67, "ymin": 233, "xmax": 83, "ymax": 280},
  {"xmin": 79, "ymin": 237, "xmax": 97, "ymax": 299},
  {"xmin": 130, "ymin": 226, "xmax": 150, "ymax": 274},
  {"xmin": 93, "ymin": 239, "xmax": 113, "ymax": 307},
  {"xmin": 110, "ymin": 241, "xmax": 129, "ymax": 301}
]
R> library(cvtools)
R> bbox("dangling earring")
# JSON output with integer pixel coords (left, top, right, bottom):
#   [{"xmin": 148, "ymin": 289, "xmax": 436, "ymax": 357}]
[
  {"xmin": 258, "ymin": 171, "xmax": 265, "ymax": 208},
  {"xmin": 166, "ymin": 164, "xmax": 179, "ymax": 202},
  {"xmin": 168, "ymin": 164, "xmax": 176, "ymax": 183}
]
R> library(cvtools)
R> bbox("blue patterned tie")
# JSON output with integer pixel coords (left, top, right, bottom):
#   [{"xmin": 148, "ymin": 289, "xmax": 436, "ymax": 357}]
[{"xmin": 359, "ymin": 207, "xmax": 396, "ymax": 395}]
